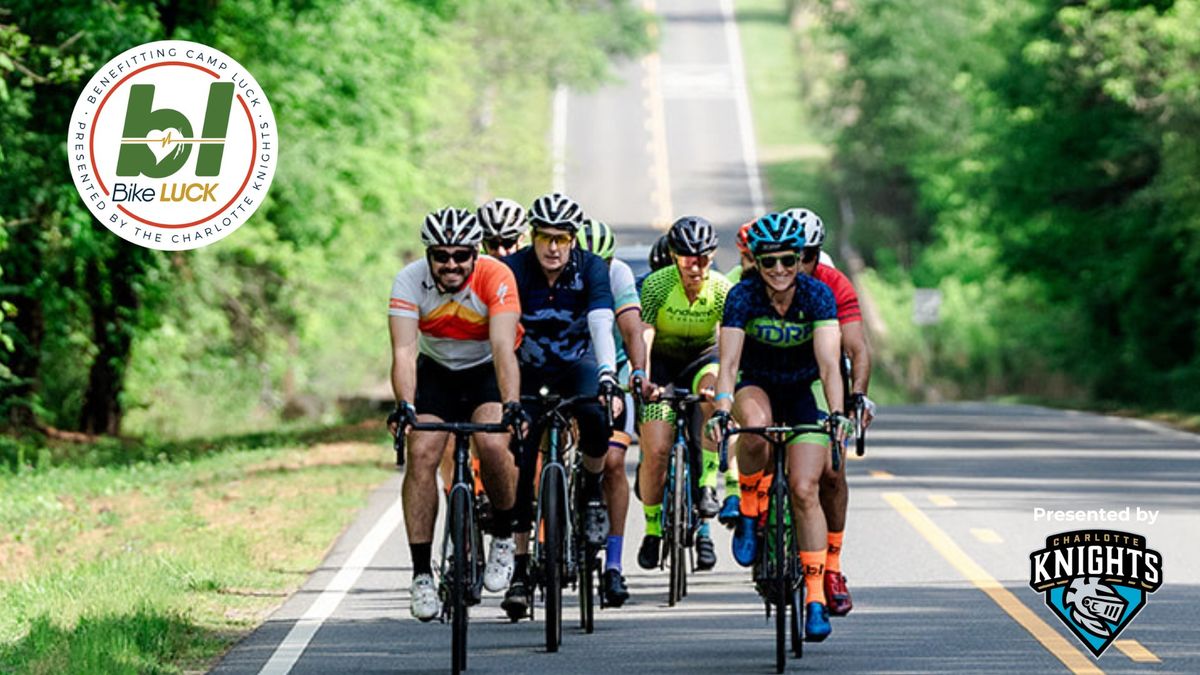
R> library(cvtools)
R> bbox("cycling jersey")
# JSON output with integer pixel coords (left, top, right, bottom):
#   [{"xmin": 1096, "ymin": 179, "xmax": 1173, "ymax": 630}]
[
  {"xmin": 811, "ymin": 263, "xmax": 861, "ymax": 325},
  {"xmin": 726, "ymin": 265, "xmax": 745, "ymax": 284},
  {"xmin": 504, "ymin": 246, "xmax": 613, "ymax": 371},
  {"xmin": 388, "ymin": 255, "xmax": 522, "ymax": 370},
  {"xmin": 611, "ymin": 258, "xmax": 640, "ymax": 370},
  {"xmin": 640, "ymin": 266, "xmax": 731, "ymax": 362},
  {"xmin": 722, "ymin": 273, "xmax": 837, "ymax": 387}
]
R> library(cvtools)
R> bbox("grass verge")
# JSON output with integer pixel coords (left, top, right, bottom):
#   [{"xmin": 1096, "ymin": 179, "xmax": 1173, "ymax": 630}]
[{"xmin": 0, "ymin": 423, "xmax": 393, "ymax": 674}]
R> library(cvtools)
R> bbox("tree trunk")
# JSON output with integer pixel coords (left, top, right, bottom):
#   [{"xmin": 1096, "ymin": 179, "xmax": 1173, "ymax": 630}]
[
  {"xmin": 3, "ymin": 220, "xmax": 46, "ymax": 430},
  {"xmin": 78, "ymin": 244, "xmax": 146, "ymax": 436}
]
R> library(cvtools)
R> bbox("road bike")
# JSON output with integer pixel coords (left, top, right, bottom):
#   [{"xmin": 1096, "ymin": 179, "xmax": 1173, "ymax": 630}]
[
  {"xmin": 395, "ymin": 418, "xmax": 515, "ymax": 673},
  {"xmin": 719, "ymin": 420, "xmax": 835, "ymax": 673}
]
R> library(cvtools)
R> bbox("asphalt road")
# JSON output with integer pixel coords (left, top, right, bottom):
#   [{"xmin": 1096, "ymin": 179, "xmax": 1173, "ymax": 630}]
[
  {"xmin": 213, "ymin": 1, "xmax": 1200, "ymax": 672},
  {"xmin": 212, "ymin": 403, "xmax": 1200, "ymax": 674}
]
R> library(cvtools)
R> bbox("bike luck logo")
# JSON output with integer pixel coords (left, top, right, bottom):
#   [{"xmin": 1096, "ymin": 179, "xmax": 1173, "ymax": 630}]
[
  {"xmin": 68, "ymin": 40, "xmax": 278, "ymax": 250},
  {"xmin": 1028, "ymin": 529, "xmax": 1162, "ymax": 657}
]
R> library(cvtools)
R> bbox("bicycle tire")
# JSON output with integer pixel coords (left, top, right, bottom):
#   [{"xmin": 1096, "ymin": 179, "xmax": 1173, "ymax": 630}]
[
  {"xmin": 668, "ymin": 442, "xmax": 687, "ymax": 607},
  {"xmin": 791, "ymin": 580, "xmax": 804, "ymax": 658},
  {"xmin": 542, "ymin": 469, "xmax": 564, "ymax": 652},
  {"xmin": 773, "ymin": 474, "xmax": 788, "ymax": 674},
  {"xmin": 449, "ymin": 487, "xmax": 470, "ymax": 673},
  {"xmin": 580, "ymin": 546, "xmax": 595, "ymax": 633}
]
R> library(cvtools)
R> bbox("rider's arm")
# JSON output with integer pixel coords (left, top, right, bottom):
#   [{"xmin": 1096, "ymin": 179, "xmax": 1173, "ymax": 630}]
[
  {"xmin": 389, "ymin": 315, "xmax": 419, "ymax": 404},
  {"xmin": 489, "ymin": 311, "xmax": 522, "ymax": 404},
  {"xmin": 588, "ymin": 309, "xmax": 618, "ymax": 374},
  {"xmin": 618, "ymin": 308, "xmax": 646, "ymax": 374},
  {"xmin": 714, "ymin": 326, "xmax": 745, "ymax": 414},
  {"xmin": 815, "ymin": 324, "xmax": 845, "ymax": 418},
  {"xmin": 641, "ymin": 323, "xmax": 656, "ymax": 380},
  {"xmin": 842, "ymin": 321, "xmax": 871, "ymax": 396}
]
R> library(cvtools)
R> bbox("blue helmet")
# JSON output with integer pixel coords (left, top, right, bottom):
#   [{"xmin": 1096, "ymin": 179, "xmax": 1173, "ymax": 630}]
[{"xmin": 746, "ymin": 212, "xmax": 804, "ymax": 255}]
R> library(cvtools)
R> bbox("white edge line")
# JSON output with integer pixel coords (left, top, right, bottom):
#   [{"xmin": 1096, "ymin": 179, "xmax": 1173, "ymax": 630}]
[
  {"xmin": 257, "ymin": 498, "xmax": 406, "ymax": 675},
  {"xmin": 720, "ymin": 0, "xmax": 766, "ymax": 215},
  {"xmin": 552, "ymin": 84, "xmax": 568, "ymax": 194}
]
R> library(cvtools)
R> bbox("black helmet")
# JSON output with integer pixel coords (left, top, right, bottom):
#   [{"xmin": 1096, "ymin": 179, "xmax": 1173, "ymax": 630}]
[
  {"xmin": 649, "ymin": 234, "xmax": 673, "ymax": 271},
  {"xmin": 666, "ymin": 216, "xmax": 718, "ymax": 256}
]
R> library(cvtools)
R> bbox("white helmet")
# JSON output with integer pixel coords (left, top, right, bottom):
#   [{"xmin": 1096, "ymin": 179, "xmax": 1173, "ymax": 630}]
[
  {"xmin": 476, "ymin": 198, "xmax": 527, "ymax": 240},
  {"xmin": 420, "ymin": 207, "xmax": 483, "ymax": 248},
  {"xmin": 785, "ymin": 207, "xmax": 825, "ymax": 248},
  {"xmin": 528, "ymin": 192, "xmax": 584, "ymax": 232}
]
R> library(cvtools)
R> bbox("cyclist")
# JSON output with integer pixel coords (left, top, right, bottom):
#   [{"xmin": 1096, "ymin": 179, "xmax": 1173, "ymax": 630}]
[
  {"xmin": 785, "ymin": 207, "xmax": 877, "ymax": 617},
  {"xmin": 636, "ymin": 216, "xmax": 731, "ymax": 572},
  {"xmin": 577, "ymin": 218, "xmax": 646, "ymax": 607},
  {"xmin": 501, "ymin": 193, "xmax": 621, "ymax": 619},
  {"xmin": 387, "ymin": 207, "xmax": 524, "ymax": 621},
  {"xmin": 477, "ymin": 197, "xmax": 528, "ymax": 257},
  {"xmin": 708, "ymin": 211, "xmax": 850, "ymax": 641},
  {"xmin": 635, "ymin": 233, "xmax": 674, "ymax": 293},
  {"xmin": 724, "ymin": 220, "xmax": 757, "ymax": 285}
]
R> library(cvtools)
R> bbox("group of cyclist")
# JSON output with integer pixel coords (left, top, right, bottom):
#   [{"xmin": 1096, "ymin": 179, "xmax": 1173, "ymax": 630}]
[{"xmin": 387, "ymin": 191, "xmax": 876, "ymax": 641}]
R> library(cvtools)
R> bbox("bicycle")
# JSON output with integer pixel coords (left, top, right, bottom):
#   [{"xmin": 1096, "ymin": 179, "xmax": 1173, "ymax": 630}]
[
  {"xmin": 520, "ymin": 389, "xmax": 612, "ymax": 651},
  {"xmin": 395, "ymin": 418, "xmax": 515, "ymax": 674},
  {"xmin": 635, "ymin": 385, "xmax": 706, "ymax": 607},
  {"xmin": 840, "ymin": 354, "xmax": 867, "ymax": 457},
  {"xmin": 719, "ymin": 420, "xmax": 836, "ymax": 674}
]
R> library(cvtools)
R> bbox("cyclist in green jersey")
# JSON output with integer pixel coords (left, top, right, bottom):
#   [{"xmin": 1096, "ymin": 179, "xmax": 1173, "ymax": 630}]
[{"xmin": 636, "ymin": 216, "xmax": 731, "ymax": 572}]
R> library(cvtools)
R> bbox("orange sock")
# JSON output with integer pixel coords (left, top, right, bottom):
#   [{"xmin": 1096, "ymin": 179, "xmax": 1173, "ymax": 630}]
[
  {"xmin": 826, "ymin": 531, "xmax": 844, "ymax": 573},
  {"xmin": 739, "ymin": 470, "xmax": 763, "ymax": 518},
  {"xmin": 472, "ymin": 456, "xmax": 484, "ymax": 495},
  {"xmin": 756, "ymin": 472, "xmax": 774, "ymax": 518},
  {"xmin": 800, "ymin": 550, "xmax": 827, "ymax": 605}
]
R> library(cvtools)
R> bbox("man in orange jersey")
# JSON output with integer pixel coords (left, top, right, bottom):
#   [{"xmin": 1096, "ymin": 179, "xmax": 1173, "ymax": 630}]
[{"xmin": 387, "ymin": 207, "xmax": 525, "ymax": 622}]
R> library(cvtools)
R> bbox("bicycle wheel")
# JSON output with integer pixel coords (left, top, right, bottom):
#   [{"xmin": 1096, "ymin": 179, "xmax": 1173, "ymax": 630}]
[
  {"xmin": 541, "ymin": 469, "xmax": 564, "ymax": 652},
  {"xmin": 579, "ymin": 545, "xmax": 595, "ymax": 633},
  {"xmin": 772, "ymin": 478, "xmax": 788, "ymax": 674},
  {"xmin": 668, "ymin": 442, "xmax": 687, "ymax": 607},
  {"xmin": 449, "ymin": 487, "xmax": 470, "ymax": 673},
  {"xmin": 791, "ymin": 578, "xmax": 804, "ymax": 658}
]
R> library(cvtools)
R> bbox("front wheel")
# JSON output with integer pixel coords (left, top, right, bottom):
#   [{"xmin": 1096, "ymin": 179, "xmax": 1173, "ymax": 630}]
[
  {"xmin": 667, "ymin": 443, "xmax": 687, "ymax": 607},
  {"xmin": 579, "ymin": 546, "xmax": 595, "ymax": 633},
  {"xmin": 449, "ymin": 488, "xmax": 470, "ymax": 673},
  {"xmin": 541, "ymin": 470, "xmax": 564, "ymax": 652}
]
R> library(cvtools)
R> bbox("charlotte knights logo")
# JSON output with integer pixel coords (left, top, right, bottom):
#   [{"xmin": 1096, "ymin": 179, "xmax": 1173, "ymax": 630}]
[
  {"xmin": 1029, "ymin": 529, "xmax": 1162, "ymax": 657},
  {"xmin": 68, "ymin": 40, "xmax": 277, "ymax": 250}
]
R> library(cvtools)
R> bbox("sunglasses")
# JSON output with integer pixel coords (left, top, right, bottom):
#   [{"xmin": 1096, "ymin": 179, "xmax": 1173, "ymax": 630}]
[
  {"xmin": 485, "ymin": 236, "xmax": 521, "ymax": 251},
  {"xmin": 533, "ymin": 231, "xmax": 574, "ymax": 247},
  {"xmin": 757, "ymin": 253, "xmax": 798, "ymax": 270},
  {"xmin": 429, "ymin": 248, "xmax": 475, "ymax": 264},
  {"xmin": 675, "ymin": 253, "xmax": 712, "ymax": 267}
]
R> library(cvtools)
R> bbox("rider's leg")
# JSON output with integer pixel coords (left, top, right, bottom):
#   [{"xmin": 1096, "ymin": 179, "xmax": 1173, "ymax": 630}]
[
  {"xmin": 473, "ymin": 402, "xmax": 516, "ymax": 527},
  {"xmin": 604, "ymin": 430, "xmax": 631, "ymax": 569},
  {"xmin": 637, "ymin": 417, "xmax": 672, "ymax": 534},
  {"xmin": 787, "ymin": 440, "xmax": 829, "ymax": 607},
  {"xmin": 820, "ymin": 463, "xmax": 848, "ymax": 569},
  {"xmin": 732, "ymin": 386, "xmax": 772, "ymax": 517},
  {"xmin": 402, "ymin": 419, "xmax": 450, "ymax": 576}
]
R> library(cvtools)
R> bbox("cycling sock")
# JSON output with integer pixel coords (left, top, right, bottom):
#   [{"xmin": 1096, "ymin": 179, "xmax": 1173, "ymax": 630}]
[
  {"xmin": 698, "ymin": 521, "xmax": 711, "ymax": 538},
  {"xmin": 513, "ymin": 554, "xmax": 531, "ymax": 582},
  {"xmin": 491, "ymin": 506, "xmax": 514, "ymax": 539},
  {"xmin": 411, "ymin": 542, "xmax": 433, "ymax": 577},
  {"xmin": 643, "ymin": 503, "xmax": 663, "ymax": 537},
  {"xmin": 826, "ymin": 531, "xmax": 844, "ymax": 573},
  {"xmin": 699, "ymin": 449, "xmax": 719, "ymax": 489},
  {"xmin": 738, "ymin": 470, "xmax": 764, "ymax": 518},
  {"xmin": 606, "ymin": 535, "xmax": 623, "ymax": 571},
  {"xmin": 724, "ymin": 464, "xmax": 740, "ymax": 496},
  {"xmin": 756, "ymin": 473, "xmax": 774, "ymax": 518},
  {"xmin": 800, "ymin": 550, "xmax": 827, "ymax": 605}
]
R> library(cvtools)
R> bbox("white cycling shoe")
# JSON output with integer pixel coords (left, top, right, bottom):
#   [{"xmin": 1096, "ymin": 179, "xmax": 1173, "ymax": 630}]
[
  {"xmin": 483, "ymin": 537, "xmax": 516, "ymax": 592},
  {"xmin": 410, "ymin": 573, "xmax": 441, "ymax": 622}
]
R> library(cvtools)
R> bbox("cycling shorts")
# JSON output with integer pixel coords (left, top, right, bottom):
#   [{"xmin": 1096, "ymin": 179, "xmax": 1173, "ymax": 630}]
[
  {"xmin": 414, "ymin": 355, "xmax": 501, "ymax": 422},
  {"xmin": 736, "ymin": 378, "xmax": 827, "ymax": 445}
]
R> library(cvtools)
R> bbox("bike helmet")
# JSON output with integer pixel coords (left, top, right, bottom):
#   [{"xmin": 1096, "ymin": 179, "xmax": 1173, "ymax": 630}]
[
  {"xmin": 577, "ymin": 219, "xmax": 616, "ymax": 261},
  {"xmin": 528, "ymin": 192, "xmax": 584, "ymax": 232},
  {"xmin": 666, "ymin": 216, "xmax": 718, "ymax": 256},
  {"xmin": 648, "ymin": 234, "xmax": 673, "ymax": 271},
  {"xmin": 746, "ymin": 212, "xmax": 804, "ymax": 255},
  {"xmin": 735, "ymin": 219, "xmax": 754, "ymax": 254},
  {"xmin": 476, "ymin": 198, "xmax": 527, "ymax": 240},
  {"xmin": 420, "ymin": 207, "xmax": 483, "ymax": 248},
  {"xmin": 784, "ymin": 207, "xmax": 825, "ymax": 248}
]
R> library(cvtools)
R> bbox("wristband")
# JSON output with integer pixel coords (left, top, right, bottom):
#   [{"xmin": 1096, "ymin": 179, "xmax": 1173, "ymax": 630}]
[
  {"xmin": 714, "ymin": 392, "xmax": 733, "ymax": 403},
  {"xmin": 631, "ymin": 368, "xmax": 647, "ymax": 379}
]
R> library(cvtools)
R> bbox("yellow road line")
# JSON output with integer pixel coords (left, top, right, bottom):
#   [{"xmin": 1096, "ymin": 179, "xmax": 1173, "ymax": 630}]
[
  {"xmin": 971, "ymin": 528, "xmax": 1004, "ymax": 544},
  {"xmin": 1113, "ymin": 640, "xmax": 1160, "ymax": 663},
  {"xmin": 882, "ymin": 493, "xmax": 1103, "ymax": 675},
  {"xmin": 928, "ymin": 494, "xmax": 957, "ymax": 507},
  {"xmin": 869, "ymin": 470, "xmax": 894, "ymax": 480}
]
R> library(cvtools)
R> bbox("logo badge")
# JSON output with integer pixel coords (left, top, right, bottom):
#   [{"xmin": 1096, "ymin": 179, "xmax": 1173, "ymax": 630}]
[
  {"xmin": 1029, "ymin": 529, "xmax": 1162, "ymax": 656},
  {"xmin": 67, "ymin": 40, "xmax": 277, "ymax": 250}
]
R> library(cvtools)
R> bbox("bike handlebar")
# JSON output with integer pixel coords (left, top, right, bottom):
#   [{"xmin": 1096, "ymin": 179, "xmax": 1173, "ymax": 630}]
[
  {"xmin": 392, "ymin": 419, "xmax": 517, "ymax": 465},
  {"xmin": 717, "ymin": 421, "xmax": 840, "ymax": 472}
]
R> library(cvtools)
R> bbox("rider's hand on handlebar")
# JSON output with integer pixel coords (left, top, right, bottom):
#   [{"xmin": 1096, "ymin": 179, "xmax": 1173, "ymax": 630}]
[
  {"xmin": 501, "ymin": 401, "xmax": 530, "ymax": 439},
  {"xmin": 829, "ymin": 412, "xmax": 854, "ymax": 444},
  {"xmin": 705, "ymin": 409, "xmax": 734, "ymax": 443},
  {"xmin": 598, "ymin": 370, "xmax": 623, "ymax": 418},
  {"xmin": 387, "ymin": 401, "xmax": 417, "ymax": 437}
]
